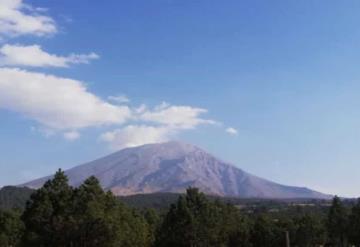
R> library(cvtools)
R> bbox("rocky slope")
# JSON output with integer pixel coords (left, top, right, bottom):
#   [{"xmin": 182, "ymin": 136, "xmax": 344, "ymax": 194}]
[{"xmin": 23, "ymin": 141, "xmax": 330, "ymax": 198}]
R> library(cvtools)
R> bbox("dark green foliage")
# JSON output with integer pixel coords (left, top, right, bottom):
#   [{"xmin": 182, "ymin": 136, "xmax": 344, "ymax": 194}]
[
  {"xmin": 71, "ymin": 176, "xmax": 115, "ymax": 246},
  {"xmin": 0, "ymin": 186, "xmax": 34, "ymax": 210},
  {"xmin": 21, "ymin": 169, "xmax": 75, "ymax": 246},
  {"xmin": 215, "ymin": 201, "xmax": 251, "ymax": 246},
  {"xmin": 250, "ymin": 215, "xmax": 283, "ymax": 247},
  {"xmin": 70, "ymin": 176, "xmax": 119, "ymax": 246},
  {"xmin": 142, "ymin": 208, "xmax": 161, "ymax": 245},
  {"xmin": 327, "ymin": 196, "xmax": 349, "ymax": 247},
  {"xmin": 3, "ymin": 172, "xmax": 360, "ymax": 247},
  {"xmin": 294, "ymin": 214, "xmax": 326, "ymax": 247},
  {"xmin": 349, "ymin": 199, "xmax": 360, "ymax": 246},
  {"xmin": 0, "ymin": 209, "xmax": 24, "ymax": 247},
  {"xmin": 249, "ymin": 210, "xmax": 326, "ymax": 247},
  {"xmin": 118, "ymin": 192, "xmax": 180, "ymax": 210},
  {"xmin": 118, "ymin": 192, "xmax": 331, "ymax": 211},
  {"xmin": 156, "ymin": 187, "xmax": 250, "ymax": 247},
  {"xmin": 21, "ymin": 170, "xmax": 151, "ymax": 247},
  {"xmin": 71, "ymin": 176, "xmax": 151, "ymax": 247}
]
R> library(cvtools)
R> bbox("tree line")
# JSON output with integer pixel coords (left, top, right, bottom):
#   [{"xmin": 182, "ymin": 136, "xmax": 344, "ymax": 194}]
[{"xmin": 1, "ymin": 170, "xmax": 360, "ymax": 246}]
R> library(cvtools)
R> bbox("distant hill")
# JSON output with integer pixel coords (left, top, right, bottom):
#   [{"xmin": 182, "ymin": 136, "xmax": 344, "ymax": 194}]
[
  {"xmin": 23, "ymin": 141, "xmax": 331, "ymax": 199},
  {"xmin": 118, "ymin": 192, "xmax": 331, "ymax": 210},
  {"xmin": 0, "ymin": 187, "xmax": 331, "ymax": 211},
  {"xmin": 0, "ymin": 186, "xmax": 182, "ymax": 210},
  {"xmin": 0, "ymin": 186, "xmax": 34, "ymax": 209}
]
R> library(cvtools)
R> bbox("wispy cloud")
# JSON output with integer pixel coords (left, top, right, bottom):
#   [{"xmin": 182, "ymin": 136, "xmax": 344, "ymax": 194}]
[
  {"xmin": 100, "ymin": 125, "xmax": 173, "ymax": 150},
  {"xmin": 0, "ymin": 0, "xmax": 56, "ymax": 37},
  {"xmin": 0, "ymin": 44, "xmax": 99, "ymax": 68},
  {"xmin": 226, "ymin": 127, "xmax": 238, "ymax": 136},
  {"xmin": 139, "ymin": 102, "xmax": 217, "ymax": 129},
  {"xmin": 63, "ymin": 131, "xmax": 80, "ymax": 141},
  {"xmin": 108, "ymin": 94, "xmax": 130, "ymax": 104},
  {"xmin": 100, "ymin": 102, "xmax": 218, "ymax": 149}
]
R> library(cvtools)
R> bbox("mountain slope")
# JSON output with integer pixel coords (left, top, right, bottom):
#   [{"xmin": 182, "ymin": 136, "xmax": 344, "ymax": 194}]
[
  {"xmin": 23, "ymin": 141, "xmax": 330, "ymax": 199},
  {"xmin": 0, "ymin": 186, "xmax": 34, "ymax": 209}
]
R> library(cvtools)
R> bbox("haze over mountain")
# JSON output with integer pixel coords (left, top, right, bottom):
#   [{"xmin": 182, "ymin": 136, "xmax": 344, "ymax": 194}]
[{"xmin": 23, "ymin": 141, "xmax": 330, "ymax": 199}]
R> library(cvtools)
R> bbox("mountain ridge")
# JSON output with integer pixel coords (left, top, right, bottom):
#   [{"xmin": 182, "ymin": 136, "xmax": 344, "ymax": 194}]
[{"xmin": 22, "ymin": 141, "xmax": 331, "ymax": 199}]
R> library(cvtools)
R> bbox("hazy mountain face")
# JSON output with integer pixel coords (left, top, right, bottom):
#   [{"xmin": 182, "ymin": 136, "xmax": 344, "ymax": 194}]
[{"xmin": 23, "ymin": 141, "xmax": 330, "ymax": 199}]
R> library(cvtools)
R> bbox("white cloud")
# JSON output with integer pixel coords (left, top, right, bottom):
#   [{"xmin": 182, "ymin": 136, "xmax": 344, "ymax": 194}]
[
  {"xmin": 139, "ymin": 102, "xmax": 217, "ymax": 129},
  {"xmin": 108, "ymin": 94, "xmax": 130, "ymax": 104},
  {"xmin": 0, "ymin": 68, "xmax": 131, "ymax": 130},
  {"xmin": 65, "ymin": 53, "xmax": 99, "ymax": 65},
  {"xmin": 0, "ymin": 1, "xmax": 232, "ymax": 149},
  {"xmin": 0, "ymin": 68, "xmax": 223, "ymax": 147},
  {"xmin": 0, "ymin": 0, "xmax": 56, "ymax": 37},
  {"xmin": 30, "ymin": 126, "xmax": 55, "ymax": 138},
  {"xmin": 226, "ymin": 127, "xmax": 238, "ymax": 136},
  {"xmin": 0, "ymin": 44, "xmax": 99, "ymax": 68},
  {"xmin": 63, "ymin": 131, "xmax": 80, "ymax": 141},
  {"xmin": 100, "ymin": 102, "xmax": 218, "ymax": 150},
  {"xmin": 135, "ymin": 104, "xmax": 147, "ymax": 114},
  {"xmin": 100, "ymin": 125, "xmax": 173, "ymax": 150}
]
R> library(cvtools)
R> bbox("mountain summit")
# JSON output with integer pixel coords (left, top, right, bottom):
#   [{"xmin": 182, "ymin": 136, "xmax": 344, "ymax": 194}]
[{"xmin": 23, "ymin": 141, "xmax": 330, "ymax": 198}]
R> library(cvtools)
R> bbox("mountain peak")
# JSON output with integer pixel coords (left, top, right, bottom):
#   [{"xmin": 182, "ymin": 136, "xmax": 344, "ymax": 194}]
[
  {"xmin": 23, "ymin": 142, "xmax": 331, "ymax": 199},
  {"xmin": 132, "ymin": 141, "xmax": 200, "ymax": 152}
]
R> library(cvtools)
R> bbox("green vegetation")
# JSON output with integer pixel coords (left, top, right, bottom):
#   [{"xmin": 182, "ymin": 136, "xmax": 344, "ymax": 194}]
[
  {"xmin": 155, "ymin": 187, "xmax": 250, "ymax": 247},
  {"xmin": 349, "ymin": 199, "xmax": 360, "ymax": 246},
  {"xmin": 0, "ymin": 209, "xmax": 24, "ymax": 247},
  {"xmin": 21, "ymin": 170, "xmax": 150, "ymax": 247},
  {"xmin": 1, "ymin": 170, "xmax": 360, "ymax": 246}
]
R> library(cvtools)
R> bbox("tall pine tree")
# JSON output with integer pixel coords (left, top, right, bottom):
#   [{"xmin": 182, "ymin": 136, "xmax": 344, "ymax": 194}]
[
  {"xmin": 0, "ymin": 209, "xmax": 24, "ymax": 247},
  {"xmin": 327, "ymin": 196, "xmax": 349, "ymax": 247},
  {"xmin": 349, "ymin": 198, "xmax": 360, "ymax": 246},
  {"xmin": 156, "ymin": 187, "xmax": 250, "ymax": 247},
  {"xmin": 22, "ymin": 169, "xmax": 74, "ymax": 247}
]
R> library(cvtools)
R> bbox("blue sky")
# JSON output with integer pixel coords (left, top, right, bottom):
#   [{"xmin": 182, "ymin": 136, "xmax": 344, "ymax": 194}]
[{"xmin": 1, "ymin": 0, "xmax": 360, "ymax": 197}]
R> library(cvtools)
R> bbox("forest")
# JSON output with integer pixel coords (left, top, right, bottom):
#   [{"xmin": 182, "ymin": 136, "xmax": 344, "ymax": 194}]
[{"xmin": 0, "ymin": 170, "xmax": 359, "ymax": 247}]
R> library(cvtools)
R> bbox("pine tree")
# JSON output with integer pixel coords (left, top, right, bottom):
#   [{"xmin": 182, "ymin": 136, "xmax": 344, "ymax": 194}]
[
  {"xmin": 0, "ymin": 209, "xmax": 24, "ymax": 247},
  {"xmin": 143, "ymin": 208, "xmax": 161, "ymax": 245},
  {"xmin": 349, "ymin": 198, "xmax": 360, "ymax": 246},
  {"xmin": 21, "ymin": 171, "xmax": 152, "ymax": 247},
  {"xmin": 21, "ymin": 169, "xmax": 74, "ymax": 247},
  {"xmin": 156, "ymin": 195, "xmax": 194, "ymax": 247},
  {"xmin": 294, "ymin": 214, "xmax": 325, "ymax": 247},
  {"xmin": 71, "ymin": 176, "xmax": 151, "ymax": 247},
  {"xmin": 327, "ymin": 196, "xmax": 349, "ymax": 247},
  {"xmin": 216, "ymin": 201, "xmax": 251, "ymax": 247},
  {"xmin": 71, "ymin": 176, "xmax": 114, "ymax": 247},
  {"xmin": 250, "ymin": 215, "xmax": 281, "ymax": 247},
  {"xmin": 156, "ymin": 187, "xmax": 250, "ymax": 247}
]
